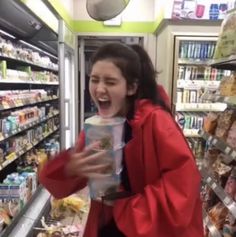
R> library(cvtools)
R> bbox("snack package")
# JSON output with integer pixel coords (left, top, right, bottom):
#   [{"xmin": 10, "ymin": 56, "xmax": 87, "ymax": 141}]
[
  {"xmin": 213, "ymin": 12, "xmax": 236, "ymax": 60},
  {"xmin": 203, "ymin": 112, "xmax": 218, "ymax": 135},
  {"xmin": 226, "ymin": 121, "xmax": 236, "ymax": 148},
  {"xmin": 215, "ymin": 109, "xmax": 236, "ymax": 140},
  {"xmin": 219, "ymin": 74, "xmax": 236, "ymax": 97}
]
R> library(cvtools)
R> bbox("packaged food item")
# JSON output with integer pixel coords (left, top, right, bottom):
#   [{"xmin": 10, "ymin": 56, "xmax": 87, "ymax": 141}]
[
  {"xmin": 226, "ymin": 121, "xmax": 236, "ymax": 148},
  {"xmin": 203, "ymin": 112, "xmax": 218, "ymax": 135},
  {"xmin": 213, "ymin": 11, "xmax": 236, "ymax": 59},
  {"xmin": 84, "ymin": 115, "xmax": 125, "ymax": 150},
  {"xmin": 50, "ymin": 194, "xmax": 86, "ymax": 219},
  {"xmin": 219, "ymin": 74, "xmax": 236, "ymax": 97},
  {"xmin": 215, "ymin": 109, "xmax": 236, "ymax": 140},
  {"xmin": 84, "ymin": 115, "xmax": 125, "ymax": 200}
]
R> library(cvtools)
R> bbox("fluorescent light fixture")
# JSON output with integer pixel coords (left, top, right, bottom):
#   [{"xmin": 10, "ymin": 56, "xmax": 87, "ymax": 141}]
[
  {"xmin": 19, "ymin": 40, "xmax": 58, "ymax": 59},
  {"xmin": 0, "ymin": 29, "xmax": 16, "ymax": 39}
]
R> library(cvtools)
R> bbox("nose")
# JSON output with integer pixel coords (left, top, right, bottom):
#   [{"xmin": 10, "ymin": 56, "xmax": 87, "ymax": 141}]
[{"xmin": 95, "ymin": 81, "xmax": 107, "ymax": 94}]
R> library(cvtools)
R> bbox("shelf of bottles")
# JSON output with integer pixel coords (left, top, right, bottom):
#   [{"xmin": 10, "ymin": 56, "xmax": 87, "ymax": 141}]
[{"xmin": 174, "ymin": 38, "xmax": 229, "ymax": 160}]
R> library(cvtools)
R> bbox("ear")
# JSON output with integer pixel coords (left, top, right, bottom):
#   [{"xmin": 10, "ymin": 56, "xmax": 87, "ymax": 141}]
[{"xmin": 127, "ymin": 82, "xmax": 138, "ymax": 96}]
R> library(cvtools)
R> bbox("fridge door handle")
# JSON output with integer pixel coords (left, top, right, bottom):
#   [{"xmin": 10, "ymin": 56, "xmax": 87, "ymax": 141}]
[{"xmin": 64, "ymin": 99, "xmax": 70, "ymax": 130}]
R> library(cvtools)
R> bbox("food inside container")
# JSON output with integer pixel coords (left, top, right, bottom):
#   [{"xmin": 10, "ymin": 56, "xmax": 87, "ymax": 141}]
[{"xmin": 84, "ymin": 115, "xmax": 125, "ymax": 150}]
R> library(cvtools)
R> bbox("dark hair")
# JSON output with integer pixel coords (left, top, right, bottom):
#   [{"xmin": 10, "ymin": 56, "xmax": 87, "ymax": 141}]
[
  {"xmin": 90, "ymin": 42, "xmax": 141, "ymax": 90},
  {"xmin": 90, "ymin": 42, "xmax": 169, "ymax": 112},
  {"xmin": 130, "ymin": 44, "xmax": 171, "ymax": 113}
]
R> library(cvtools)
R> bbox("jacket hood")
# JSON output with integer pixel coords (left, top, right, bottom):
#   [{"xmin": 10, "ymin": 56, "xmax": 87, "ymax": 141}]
[{"xmin": 128, "ymin": 99, "xmax": 160, "ymax": 128}]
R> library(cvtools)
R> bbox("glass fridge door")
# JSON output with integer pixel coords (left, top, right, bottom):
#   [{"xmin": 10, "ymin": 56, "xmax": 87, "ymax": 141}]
[
  {"xmin": 58, "ymin": 20, "xmax": 78, "ymax": 150},
  {"xmin": 172, "ymin": 36, "xmax": 228, "ymax": 159}
]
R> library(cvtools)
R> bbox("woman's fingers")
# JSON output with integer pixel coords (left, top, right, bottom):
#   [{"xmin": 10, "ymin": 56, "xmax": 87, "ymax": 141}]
[
  {"xmin": 82, "ymin": 162, "xmax": 112, "ymax": 174},
  {"xmin": 72, "ymin": 149, "xmax": 108, "ymax": 166}
]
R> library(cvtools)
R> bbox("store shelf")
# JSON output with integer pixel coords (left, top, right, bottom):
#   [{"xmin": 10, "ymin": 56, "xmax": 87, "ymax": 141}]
[
  {"xmin": 0, "ymin": 79, "xmax": 59, "ymax": 85},
  {"xmin": 0, "ymin": 54, "xmax": 58, "ymax": 72},
  {"xmin": 200, "ymin": 166, "xmax": 236, "ymax": 219},
  {"xmin": 199, "ymin": 130, "xmax": 236, "ymax": 164},
  {"xmin": 177, "ymin": 80, "xmax": 220, "ymax": 89},
  {"xmin": 0, "ymin": 185, "xmax": 49, "ymax": 237},
  {"xmin": 203, "ymin": 209, "xmax": 222, "ymax": 237},
  {"xmin": 210, "ymin": 56, "xmax": 236, "ymax": 70},
  {"xmin": 0, "ymin": 97, "xmax": 59, "ymax": 112},
  {"xmin": 202, "ymin": 94, "xmax": 236, "ymax": 106},
  {"xmin": 4, "ymin": 187, "xmax": 51, "ymax": 237},
  {"xmin": 178, "ymin": 59, "xmax": 212, "ymax": 66},
  {"xmin": 0, "ymin": 126, "xmax": 59, "ymax": 171},
  {"xmin": 183, "ymin": 129, "xmax": 200, "ymax": 137},
  {"xmin": 227, "ymin": 7, "xmax": 236, "ymax": 14},
  {"xmin": 0, "ymin": 111, "xmax": 59, "ymax": 142},
  {"xmin": 176, "ymin": 103, "xmax": 227, "ymax": 112}
]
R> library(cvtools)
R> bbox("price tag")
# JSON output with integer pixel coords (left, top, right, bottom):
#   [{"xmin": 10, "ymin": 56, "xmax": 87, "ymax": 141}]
[
  {"xmin": 6, "ymin": 153, "xmax": 16, "ymax": 160},
  {"xmin": 224, "ymin": 97, "xmax": 229, "ymax": 102},
  {"xmin": 208, "ymin": 136, "xmax": 213, "ymax": 143},
  {"xmin": 0, "ymin": 133, "xmax": 4, "ymax": 141},
  {"xmin": 225, "ymin": 147, "xmax": 232, "ymax": 155},
  {"xmin": 211, "ymin": 183, "xmax": 217, "ymax": 189},
  {"xmin": 212, "ymin": 139, "xmax": 217, "ymax": 145},
  {"xmin": 2, "ymin": 160, "xmax": 10, "ymax": 168},
  {"xmin": 2, "ymin": 101, "xmax": 10, "ymax": 109},
  {"xmin": 206, "ymin": 177, "xmax": 212, "ymax": 184},
  {"xmin": 231, "ymin": 150, "xmax": 236, "ymax": 159},
  {"xmin": 224, "ymin": 197, "xmax": 231, "ymax": 205}
]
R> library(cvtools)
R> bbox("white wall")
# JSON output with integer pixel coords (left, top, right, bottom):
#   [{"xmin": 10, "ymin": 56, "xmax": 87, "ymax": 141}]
[
  {"xmin": 73, "ymin": 0, "xmax": 155, "ymax": 21},
  {"xmin": 59, "ymin": 0, "xmax": 74, "ymax": 18}
]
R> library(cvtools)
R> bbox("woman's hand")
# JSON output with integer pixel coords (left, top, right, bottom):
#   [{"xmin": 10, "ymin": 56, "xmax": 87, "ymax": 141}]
[{"xmin": 65, "ymin": 143, "xmax": 112, "ymax": 179}]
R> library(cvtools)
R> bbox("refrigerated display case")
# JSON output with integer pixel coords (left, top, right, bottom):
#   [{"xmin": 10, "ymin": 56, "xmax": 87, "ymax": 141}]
[{"xmin": 172, "ymin": 36, "xmax": 228, "ymax": 159}]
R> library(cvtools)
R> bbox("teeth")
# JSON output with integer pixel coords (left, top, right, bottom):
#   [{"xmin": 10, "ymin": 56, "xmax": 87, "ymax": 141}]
[{"xmin": 98, "ymin": 98, "xmax": 109, "ymax": 102}]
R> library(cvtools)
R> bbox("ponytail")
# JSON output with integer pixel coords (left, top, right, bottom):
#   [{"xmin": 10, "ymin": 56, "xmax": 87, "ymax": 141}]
[{"xmin": 130, "ymin": 44, "xmax": 171, "ymax": 113}]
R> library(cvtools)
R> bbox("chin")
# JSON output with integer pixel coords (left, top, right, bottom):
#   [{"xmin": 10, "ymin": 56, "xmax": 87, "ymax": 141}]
[{"xmin": 99, "ymin": 111, "xmax": 118, "ymax": 118}]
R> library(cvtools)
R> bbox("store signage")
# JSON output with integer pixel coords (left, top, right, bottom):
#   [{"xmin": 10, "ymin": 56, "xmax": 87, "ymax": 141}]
[{"xmin": 170, "ymin": 0, "xmax": 230, "ymax": 20}]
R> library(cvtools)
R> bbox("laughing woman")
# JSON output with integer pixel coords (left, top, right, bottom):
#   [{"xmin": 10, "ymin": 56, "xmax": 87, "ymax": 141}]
[{"xmin": 40, "ymin": 43, "xmax": 204, "ymax": 237}]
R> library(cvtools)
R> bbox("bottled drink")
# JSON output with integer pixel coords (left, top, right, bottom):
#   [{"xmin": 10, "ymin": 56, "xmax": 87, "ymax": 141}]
[{"xmin": 209, "ymin": 4, "xmax": 219, "ymax": 20}]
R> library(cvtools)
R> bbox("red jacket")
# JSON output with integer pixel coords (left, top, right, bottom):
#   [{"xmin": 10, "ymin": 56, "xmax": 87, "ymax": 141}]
[{"xmin": 40, "ymin": 99, "xmax": 203, "ymax": 237}]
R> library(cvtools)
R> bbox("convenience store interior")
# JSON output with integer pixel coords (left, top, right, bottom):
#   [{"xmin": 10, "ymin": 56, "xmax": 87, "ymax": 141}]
[{"xmin": 0, "ymin": 0, "xmax": 236, "ymax": 236}]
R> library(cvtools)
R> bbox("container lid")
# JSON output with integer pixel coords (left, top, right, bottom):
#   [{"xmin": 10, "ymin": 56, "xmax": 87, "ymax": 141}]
[{"xmin": 85, "ymin": 115, "xmax": 125, "ymax": 126}]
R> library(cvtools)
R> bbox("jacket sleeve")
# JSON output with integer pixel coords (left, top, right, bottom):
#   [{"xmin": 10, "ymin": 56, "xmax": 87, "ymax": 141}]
[
  {"xmin": 39, "ymin": 131, "xmax": 87, "ymax": 199},
  {"xmin": 113, "ymin": 110, "xmax": 203, "ymax": 236}
]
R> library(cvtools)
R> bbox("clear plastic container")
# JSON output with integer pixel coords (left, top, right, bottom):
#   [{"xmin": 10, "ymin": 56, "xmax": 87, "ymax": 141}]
[
  {"xmin": 84, "ymin": 115, "xmax": 125, "ymax": 150},
  {"xmin": 84, "ymin": 116, "xmax": 126, "ymax": 199}
]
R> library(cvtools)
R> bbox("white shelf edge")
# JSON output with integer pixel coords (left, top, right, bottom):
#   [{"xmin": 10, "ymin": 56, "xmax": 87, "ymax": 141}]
[
  {"xmin": 7, "ymin": 188, "xmax": 50, "ymax": 237},
  {"xmin": 0, "ymin": 79, "xmax": 59, "ymax": 85}
]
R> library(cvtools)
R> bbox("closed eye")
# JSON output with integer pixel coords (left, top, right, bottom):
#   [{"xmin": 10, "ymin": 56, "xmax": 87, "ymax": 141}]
[
  {"xmin": 104, "ymin": 77, "xmax": 118, "ymax": 86},
  {"xmin": 90, "ymin": 76, "xmax": 99, "ymax": 84},
  {"xmin": 105, "ymin": 81, "xmax": 116, "ymax": 86}
]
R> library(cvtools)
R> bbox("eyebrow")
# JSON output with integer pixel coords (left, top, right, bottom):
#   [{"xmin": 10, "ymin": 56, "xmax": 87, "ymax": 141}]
[{"xmin": 89, "ymin": 75, "xmax": 118, "ymax": 81}]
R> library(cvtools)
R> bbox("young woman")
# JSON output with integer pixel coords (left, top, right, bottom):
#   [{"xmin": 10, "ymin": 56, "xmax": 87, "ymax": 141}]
[{"xmin": 40, "ymin": 43, "xmax": 204, "ymax": 237}]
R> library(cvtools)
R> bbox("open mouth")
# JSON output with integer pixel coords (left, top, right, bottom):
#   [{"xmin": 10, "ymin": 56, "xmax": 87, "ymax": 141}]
[{"xmin": 98, "ymin": 99, "xmax": 111, "ymax": 110}]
